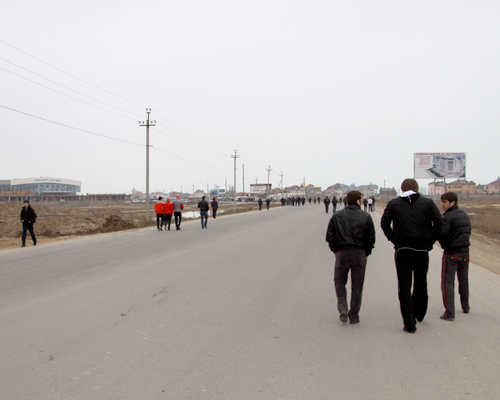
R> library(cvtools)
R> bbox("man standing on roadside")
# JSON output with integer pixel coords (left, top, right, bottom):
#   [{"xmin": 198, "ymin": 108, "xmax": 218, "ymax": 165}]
[
  {"xmin": 163, "ymin": 197, "xmax": 174, "ymax": 230},
  {"xmin": 20, "ymin": 200, "xmax": 37, "ymax": 247},
  {"xmin": 381, "ymin": 178, "xmax": 442, "ymax": 333},
  {"xmin": 198, "ymin": 196, "xmax": 209, "ymax": 229},
  {"xmin": 154, "ymin": 197, "xmax": 164, "ymax": 231},
  {"xmin": 172, "ymin": 194, "xmax": 184, "ymax": 230},
  {"xmin": 211, "ymin": 198, "xmax": 218, "ymax": 219},
  {"xmin": 439, "ymin": 192, "xmax": 471, "ymax": 321},
  {"xmin": 326, "ymin": 191, "xmax": 375, "ymax": 324}
]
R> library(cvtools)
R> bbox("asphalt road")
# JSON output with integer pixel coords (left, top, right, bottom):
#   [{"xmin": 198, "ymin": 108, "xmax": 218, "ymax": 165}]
[{"xmin": 1, "ymin": 204, "xmax": 499, "ymax": 399}]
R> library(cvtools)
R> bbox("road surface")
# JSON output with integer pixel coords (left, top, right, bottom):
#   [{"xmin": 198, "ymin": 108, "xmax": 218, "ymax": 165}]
[{"xmin": 1, "ymin": 204, "xmax": 499, "ymax": 399}]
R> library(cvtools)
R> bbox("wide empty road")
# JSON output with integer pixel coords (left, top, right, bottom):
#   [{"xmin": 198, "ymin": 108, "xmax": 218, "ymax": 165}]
[{"xmin": 1, "ymin": 204, "xmax": 499, "ymax": 399}]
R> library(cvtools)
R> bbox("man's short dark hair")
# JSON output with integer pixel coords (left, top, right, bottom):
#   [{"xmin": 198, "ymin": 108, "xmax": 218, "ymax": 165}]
[
  {"xmin": 441, "ymin": 192, "xmax": 458, "ymax": 205},
  {"xmin": 346, "ymin": 190, "xmax": 363, "ymax": 205},
  {"xmin": 401, "ymin": 178, "xmax": 419, "ymax": 192},
  {"xmin": 202, "ymin": 196, "xmax": 206, "ymax": 200},
  {"xmin": 24, "ymin": 200, "xmax": 29, "ymax": 204}
]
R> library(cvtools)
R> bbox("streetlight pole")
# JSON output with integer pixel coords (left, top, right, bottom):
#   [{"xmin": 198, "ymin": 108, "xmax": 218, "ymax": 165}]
[{"xmin": 231, "ymin": 150, "xmax": 239, "ymax": 213}]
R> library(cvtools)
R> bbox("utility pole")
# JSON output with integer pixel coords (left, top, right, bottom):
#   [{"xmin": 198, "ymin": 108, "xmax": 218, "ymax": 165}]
[
  {"xmin": 192, "ymin": 184, "xmax": 195, "ymax": 197},
  {"xmin": 266, "ymin": 165, "xmax": 272, "ymax": 197},
  {"xmin": 139, "ymin": 109, "xmax": 156, "ymax": 222},
  {"xmin": 207, "ymin": 183, "xmax": 209, "ymax": 197},
  {"xmin": 181, "ymin": 185, "xmax": 183, "ymax": 196},
  {"xmin": 303, "ymin": 177, "xmax": 306, "ymax": 198},
  {"xmin": 225, "ymin": 177, "xmax": 227, "ymax": 195},
  {"xmin": 242, "ymin": 164, "xmax": 245, "ymax": 194},
  {"xmin": 231, "ymin": 150, "xmax": 239, "ymax": 212},
  {"xmin": 255, "ymin": 177, "xmax": 258, "ymax": 184},
  {"xmin": 280, "ymin": 172, "xmax": 284, "ymax": 198}
]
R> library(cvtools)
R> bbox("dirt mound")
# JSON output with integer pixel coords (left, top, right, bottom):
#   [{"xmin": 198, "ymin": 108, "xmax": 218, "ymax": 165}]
[{"xmin": 0, "ymin": 202, "xmax": 51, "ymax": 218}]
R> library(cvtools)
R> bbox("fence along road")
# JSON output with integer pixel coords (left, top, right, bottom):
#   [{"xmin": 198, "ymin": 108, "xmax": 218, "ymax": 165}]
[{"xmin": 0, "ymin": 204, "xmax": 499, "ymax": 399}]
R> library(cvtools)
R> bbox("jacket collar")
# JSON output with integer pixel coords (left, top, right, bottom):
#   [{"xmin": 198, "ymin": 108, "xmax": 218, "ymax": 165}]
[{"xmin": 347, "ymin": 204, "xmax": 361, "ymax": 210}]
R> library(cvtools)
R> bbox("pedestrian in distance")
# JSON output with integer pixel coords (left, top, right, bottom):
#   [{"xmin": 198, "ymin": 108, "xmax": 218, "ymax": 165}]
[
  {"xmin": 258, "ymin": 198, "xmax": 263, "ymax": 211},
  {"xmin": 314, "ymin": 198, "xmax": 317, "ymax": 204},
  {"xmin": 302, "ymin": 197, "xmax": 306, "ymax": 206},
  {"xmin": 324, "ymin": 196, "xmax": 330, "ymax": 213},
  {"xmin": 318, "ymin": 196, "xmax": 321, "ymax": 205},
  {"xmin": 326, "ymin": 191, "xmax": 375, "ymax": 324},
  {"xmin": 266, "ymin": 197, "xmax": 271, "ymax": 210},
  {"xmin": 154, "ymin": 197, "xmax": 165, "ymax": 231},
  {"xmin": 309, "ymin": 197, "xmax": 312, "ymax": 204},
  {"xmin": 363, "ymin": 197, "xmax": 368, "ymax": 211},
  {"xmin": 198, "ymin": 196, "xmax": 209, "ymax": 229},
  {"xmin": 439, "ymin": 192, "xmax": 471, "ymax": 321},
  {"xmin": 332, "ymin": 196, "xmax": 338, "ymax": 213},
  {"xmin": 172, "ymin": 194, "xmax": 184, "ymax": 230},
  {"xmin": 367, "ymin": 197, "xmax": 373, "ymax": 212},
  {"xmin": 371, "ymin": 196, "xmax": 376, "ymax": 212},
  {"xmin": 20, "ymin": 200, "xmax": 37, "ymax": 247},
  {"xmin": 381, "ymin": 178, "xmax": 443, "ymax": 333},
  {"xmin": 211, "ymin": 198, "xmax": 218, "ymax": 219},
  {"xmin": 163, "ymin": 198, "xmax": 174, "ymax": 230}
]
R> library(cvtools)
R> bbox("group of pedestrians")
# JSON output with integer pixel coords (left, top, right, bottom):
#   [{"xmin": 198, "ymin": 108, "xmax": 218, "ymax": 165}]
[
  {"xmin": 362, "ymin": 196, "xmax": 376, "ymax": 212},
  {"xmin": 326, "ymin": 178, "xmax": 471, "ymax": 334},
  {"xmin": 154, "ymin": 195, "xmax": 185, "ymax": 231}
]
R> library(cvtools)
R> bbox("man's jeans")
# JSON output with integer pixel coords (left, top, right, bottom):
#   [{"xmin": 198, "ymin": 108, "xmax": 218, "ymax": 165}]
[{"xmin": 200, "ymin": 211, "xmax": 208, "ymax": 228}]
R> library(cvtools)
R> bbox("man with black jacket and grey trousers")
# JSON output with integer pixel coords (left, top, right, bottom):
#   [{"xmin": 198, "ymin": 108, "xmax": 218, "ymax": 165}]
[
  {"xmin": 439, "ymin": 192, "xmax": 471, "ymax": 321},
  {"xmin": 381, "ymin": 178, "xmax": 442, "ymax": 333},
  {"xmin": 326, "ymin": 190, "xmax": 375, "ymax": 325}
]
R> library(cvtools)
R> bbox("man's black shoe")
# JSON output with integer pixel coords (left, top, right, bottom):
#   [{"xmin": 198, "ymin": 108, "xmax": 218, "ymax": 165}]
[
  {"xmin": 21, "ymin": 244, "xmax": 26, "ymax": 248},
  {"xmin": 403, "ymin": 326, "xmax": 416, "ymax": 333},
  {"xmin": 339, "ymin": 310, "xmax": 348, "ymax": 323},
  {"xmin": 440, "ymin": 314, "xmax": 455, "ymax": 321}
]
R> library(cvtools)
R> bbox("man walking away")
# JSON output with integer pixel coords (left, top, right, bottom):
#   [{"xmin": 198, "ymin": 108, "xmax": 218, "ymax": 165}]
[
  {"xmin": 198, "ymin": 196, "xmax": 209, "ymax": 229},
  {"xmin": 163, "ymin": 198, "xmax": 174, "ymax": 230},
  {"xmin": 20, "ymin": 200, "xmax": 37, "ymax": 247},
  {"xmin": 258, "ymin": 198, "xmax": 263, "ymax": 210},
  {"xmin": 172, "ymin": 194, "xmax": 184, "ymax": 230},
  {"xmin": 332, "ymin": 196, "xmax": 338, "ymax": 213},
  {"xmin": 211, "ymin": 198, "xmax": 218, "ymax": 218},
  {"xmin": 266, "ymin": 198, "xmax": 271, "ymax": 210},
  {"xmin": 367, "ymin": 197, "xmax": 373, "ymax": 212},
  {"xmin": 439, "ymin": 192, "xmax": 471, "ymax": 321},
  {"xmin": 326, "ymin": 191, "xmax": 375, "ymax": 324},
  {"xmin": 363, "ymin": 197, "xmax": 368, "ymax": 211},
  {"xmin": 154, "ymin": 197, "xmax": 164, "ymax": 231},
  {"xmin": 324, "ymin": 197, "xmax": 330, "ymax": 213},
  {"xmin": 381, "ymin": 178, "xmax": 442, "ymax": 333}
]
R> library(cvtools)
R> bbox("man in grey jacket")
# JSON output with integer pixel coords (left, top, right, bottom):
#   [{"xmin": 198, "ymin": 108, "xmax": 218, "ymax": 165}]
[{"xmin": 172, "ymin": 194, "xmax": 184, "ymax": 230}]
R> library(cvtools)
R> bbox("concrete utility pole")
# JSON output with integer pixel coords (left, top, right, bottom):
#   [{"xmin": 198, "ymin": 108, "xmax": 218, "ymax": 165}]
[
  {"xmin": 225, "ymin": 177, "xmax": 227, "ymax": 195},
  {"xmin": 279, "ymin": 172, "xmax": 284, "ymax": 198},
  {"xmin": 242, "ymin": 164, "xmax": 245, "ymax": 194},
  {"xmin": 207, "ymin": 183, "xmax": 209, "ymax": 197},
  {"xmin": 192, "ymin": 184, "xmax": 195, "ymax": 197},
  {"xmin": 266, "ymin": 165, "xmax": 272, "ymax": 197},
  {"xmin": 139, "ymin": 109, "xmax": 156, "ymax": 222},
  {"xmin": 231, "ymin": 150, "xmax": 239, "ymax": 212}
]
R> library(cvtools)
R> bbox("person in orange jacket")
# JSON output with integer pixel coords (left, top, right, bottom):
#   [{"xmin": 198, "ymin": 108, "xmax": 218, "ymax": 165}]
[
  {"xmin": 162, "ymin": 198, "xmax": 174, "ymax": 230},
  {"xmin": 154, "ymin": 197, "xmax": 165, "ymax": 231}
]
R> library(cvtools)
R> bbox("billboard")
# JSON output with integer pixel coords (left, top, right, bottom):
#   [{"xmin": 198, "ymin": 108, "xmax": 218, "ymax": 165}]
[
  {"xmin": 250, "ymin": 184, "xmax": 271, "ymax": 195},
  {"xmin": 414, "ymin": 153, "xmax": 466, "ymax": 179},
  {"xmin": 210, "ymin": 189, "xmax": 226, "ymax": 197}
]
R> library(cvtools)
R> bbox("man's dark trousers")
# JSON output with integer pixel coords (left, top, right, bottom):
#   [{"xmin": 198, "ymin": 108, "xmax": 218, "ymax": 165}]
[
  {"xmin": 441, "ymin": 252, "xmax": 470, "ymax": 318},
  {"xmin": 22, "ymin": 222, "xmax": 36, "ymax": 245},
  {"xmin": 334, "ymin": 248, "xmax": 367, "ymax": 323},
  {"xmin": 395, "ymin": 249, "xmax": 429, "ymax": 331},
  {"xmin": 325, "ymin": 204, "xmax": 329, "ymax": 213},
  {"xmin": 174, "ymin": 212, "xmax": 182, "ymax": 229},
  {"xmin": 212, "ymin": 209, "xmax": 217, "ymax": 218},
  {"xmin": 165, "ymin": 214, "xmax": 172, "ymax": 230}
]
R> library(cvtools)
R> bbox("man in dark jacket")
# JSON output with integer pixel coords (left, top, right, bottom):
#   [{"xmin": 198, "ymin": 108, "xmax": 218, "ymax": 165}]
[
  {"xmin": 211, "ymin": 198, "xmax": 218, "ymax": 219},
  {"xmin": 332, "ymin": 196, "xmax": 338, "ymax": 213},
  {"xmin": 326, "ymin": 191, "xmax": 375, "ymax": 324},
  {"xmin": 439, "ymin": 192, "xmax": 471, "ymax": 321},
  {"xmin": 324, "ymin": 197, "xmax": 330, "ymax": 213},
  {"xmin": 381, "ymin": 178, "xmax": 442, "ymax": 333},
  {"xmin": 258, "ymin": 198, "xmax": 263, "ymax": 210},
  {"xmin": 20, "ymin": 200, "xmax": 37, "ymax": 247},
  {"xmin": 266, "ymin": 198, "xmax": 271, "ymax": 210},
  {"xmin": 198, "ymin": 196, "xmax": 209, "ymax": 229}
]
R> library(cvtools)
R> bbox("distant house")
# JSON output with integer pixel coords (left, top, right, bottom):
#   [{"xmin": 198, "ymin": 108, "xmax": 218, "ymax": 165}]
[
  {"xmin": 379, "ymin": 187, "xmax": 398, "ymax": 198},
  {"xmin": 357, "ymin": 183, "xmax": 379, "ymax": 197},
  {"xmin": 428, "ymin": 181, "xmax": 447, "ymax": 196},
  {"xmin": 484, "ymin": 177, "xmax": 500, "ymax": 194},
  {"xmin": 445, "ymin": 180, "xmax": 476, "ymax": 195}
]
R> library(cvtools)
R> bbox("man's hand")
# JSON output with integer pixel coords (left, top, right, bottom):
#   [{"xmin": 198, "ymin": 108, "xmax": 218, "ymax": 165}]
[{"xmin": 334, "ymin": 253, "xmax": 337, "ymax": 258}]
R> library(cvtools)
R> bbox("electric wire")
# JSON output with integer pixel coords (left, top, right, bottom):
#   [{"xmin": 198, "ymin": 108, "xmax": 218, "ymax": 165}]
[
  {"xmin": 0, "ymin": 39, "xmax": 147, "ymax": 108},
  {"xmin": 0, "ymin": 66, "xmax": 139, "ymax": 121}
]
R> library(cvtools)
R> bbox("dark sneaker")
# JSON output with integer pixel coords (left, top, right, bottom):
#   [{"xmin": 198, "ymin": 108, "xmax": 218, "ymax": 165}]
[
  {"xmin": 350, "ymin": 319, "xmax": 360, "ymax": 325},
  {"xmin": 21, "ymin": 244, "xmax": 26, "ymax": 248},
  {"xmin": 33, "ymin": 241, "xmax": 37, "ymax": 246},
  {"xmin": 403, "ymin": 326, "xmax": 416, "ymax": 333},
  {"xmin": 339, "ymin": 309, "xmax": 348, "ymax": 323},
  {"xmin": 440, "ymin": 314, "xmax": 455, "ymax": 321}
]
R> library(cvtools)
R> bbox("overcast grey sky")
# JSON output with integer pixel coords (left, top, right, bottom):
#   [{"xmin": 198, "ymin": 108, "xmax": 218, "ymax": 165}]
[{"xmin": 2, "ymin": 1, "xmax": 499, "ymax": 194}]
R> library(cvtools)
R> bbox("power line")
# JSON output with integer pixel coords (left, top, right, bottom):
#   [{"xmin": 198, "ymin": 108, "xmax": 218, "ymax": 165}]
[
  {"xmin": 0, "ymin": 57, "xmax": 143, "ymax": 118},
  {"xmin": 0, "ymin": 66, "xmax": 139, "ymax": 121},
  {"xmin": 151, "ymin": 147, "xmax": 232, "ymax": 171},
  {"xmin": 0, "ymin": 104, "xmax": 143, "ymax": 146},
  {"xmin": 0, "ymin": 39, "xmax": 147, "ymax": 108}
]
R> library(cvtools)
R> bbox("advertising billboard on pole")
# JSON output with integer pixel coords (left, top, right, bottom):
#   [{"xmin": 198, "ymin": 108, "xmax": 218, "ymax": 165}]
[
  {"xmin": 414, "ymin": 153, "xmax": 466, "ymax": 179},
  {"xmin": 250, "ymin": 184, "xmax": 271, "ymax": 195}
]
